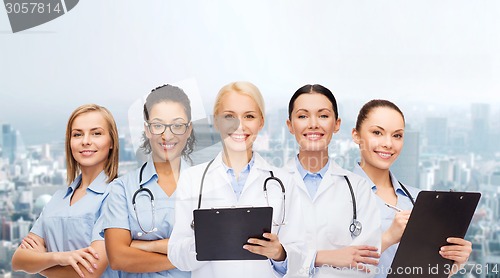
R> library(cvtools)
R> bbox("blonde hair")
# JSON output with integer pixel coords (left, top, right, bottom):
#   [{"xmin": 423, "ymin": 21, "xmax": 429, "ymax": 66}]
[
  {"xmin": 213, "ymin": 81, "xmax": 266, "ymax": 120},
  {"xmin": 65, "ymin": 104, "xmax": 119, "ymax": 184}
]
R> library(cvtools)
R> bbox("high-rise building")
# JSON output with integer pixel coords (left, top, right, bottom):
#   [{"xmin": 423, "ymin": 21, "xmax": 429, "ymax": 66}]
[
  {"xmin": 425, "ymin": 117, "xmax": 448, "ymax": 153},
  {"xmin": 470, "ymin": 103, "xmax": 490, "ymax": 155},
  {"xmin": 1, "ymin": 125, "xmax": 16, "ymax": 164},
  {"xmin": 391, "ymin": 130, "xmax": 420, "ymax": 188}
]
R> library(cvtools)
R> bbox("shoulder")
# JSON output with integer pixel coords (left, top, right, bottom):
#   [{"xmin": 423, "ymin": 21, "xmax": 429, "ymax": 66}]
[
  {"xmin": 44, "ymin": 188, "xmax": 67, "ymax": 205},
  {"xmin": 390, "ymin": 172, "xmax": 421, "ymax": 197},
  {"xmin": 181, "ymin": 160, "xmax": 214, "ymax": 175},
  {"xmin": 401, "ymin": 183, "xmax": 421, "ymax": 199},
  {"xmin": 328, "ymin": 160, "xmax": 370, "ymax": 187},
  {"xmin": 106, "ymin": 168, "xmax": 142, "ymax": 196},
  {"xmin": 254, "ymin": 153, "xmax": 290, "ymax": 177}
]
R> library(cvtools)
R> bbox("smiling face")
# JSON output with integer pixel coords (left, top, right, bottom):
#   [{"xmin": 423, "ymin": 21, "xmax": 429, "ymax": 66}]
[
  {"xmin": 352, "ymin": 106, "xmax": 405, "ymax": 172},
  {"xmin": 145, "ymin": 101, "xmax": 192, "ymax": 163},
  {"xmin": 70, "ymin": 111, "xmax": 112, "ymax": 174},
  {"xmin": 215, "ymin": 91, "xmax": 264, "ymax": 156},
  {"xmin": 287, "ymin": 93, "xmax": 341, "ymax": 153}
]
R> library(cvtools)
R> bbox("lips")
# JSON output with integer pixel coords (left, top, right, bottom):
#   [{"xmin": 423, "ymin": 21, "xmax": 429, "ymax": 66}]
[
  {"xmin": 375, "ymin": 151, "xmax": 393, "ymax": 159},
  {"xmin": 80, "ymin": 150, "xmax": 96, "ymax": 157},
  {"xmin": 229, "ymin": 133, "xmax": 248, "ymax": 142},
  {"xmin": 304, "ymin": 132, "xmax": 324, "ymax": 141},
  {"xmin": 161, "ymin": 142, "xmax": 177, "ymax": 150}
]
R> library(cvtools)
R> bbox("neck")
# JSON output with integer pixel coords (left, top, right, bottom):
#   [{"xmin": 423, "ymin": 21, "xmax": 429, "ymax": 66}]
[
  {"xmin": 154, "ymin": 157, "xmax": 181, "ymax": 180},
  {"xmin": 298, "ymin": 150, "xmax": 329, "ymax": 173},
  {"xmin": 79, "ymin": 165, "xmax": 104, "ymax": 188},
  {"xmin": 222, "ymin": 147, "xmax": 252, "ymax": 175},
  {"xmin": 360, "ymin": 162, "xmax": 392, "ymax": 188}
]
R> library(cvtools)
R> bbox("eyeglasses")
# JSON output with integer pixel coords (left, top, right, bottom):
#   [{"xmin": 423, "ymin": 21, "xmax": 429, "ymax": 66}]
[{"xmin": 145, "ymin": 122, "xmax": 190, "ymax": 135}]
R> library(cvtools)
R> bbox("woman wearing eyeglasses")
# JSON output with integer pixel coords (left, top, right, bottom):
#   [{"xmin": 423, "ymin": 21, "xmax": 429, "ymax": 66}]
[
  {"xmin": 168, "ymin": 81, "xmax": 305, "ymax": 278},
  {"xmin": 103, "ymin": 85, "xmax": 195, "ymax": 277}
]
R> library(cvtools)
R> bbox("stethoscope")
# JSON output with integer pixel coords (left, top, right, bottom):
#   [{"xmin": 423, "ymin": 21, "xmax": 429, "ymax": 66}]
[
  {"xmin": 132, "ymin": 162, "xmax": 158, "ymax": 237},
  {"xmin": 398, "ymin": 181, "xmax": 416, "ymax": 205},
  {"xmin": 344, "ymin": 178, "xmax": 415, "ymax": 238},
  {"xmin": 344, "ymin": 176, "xmax": 362, "ymax": 238},
  {"xmin": 190, "ymin": 158, "xmax": 286, "ymax": 232}
]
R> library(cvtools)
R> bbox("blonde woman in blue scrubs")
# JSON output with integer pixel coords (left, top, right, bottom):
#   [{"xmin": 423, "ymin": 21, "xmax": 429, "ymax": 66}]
[
  {"xmin": 103, "ymin": 85, "xmax": 194, "ymax": 277},
  {"xmin": 351, "ymin": 99, "xmax": 472, "ymax": 277},
  {"xmin": 12, "ymin": 104, "xmax": 120, "ymax": 278}
]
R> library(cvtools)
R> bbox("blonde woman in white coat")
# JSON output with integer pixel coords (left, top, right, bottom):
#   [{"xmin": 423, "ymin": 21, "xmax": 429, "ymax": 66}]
[
  {"xmin": 285, "ymin": 84, "xmax": 381, "ymax": 277},
  {"xmin": 168, "ymin": 81, "xmax": 306, "ymax": 278}
]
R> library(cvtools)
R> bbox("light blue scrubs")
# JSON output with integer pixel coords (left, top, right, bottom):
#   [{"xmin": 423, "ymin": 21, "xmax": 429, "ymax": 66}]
[
  {"xmin": 352, "ymin": 163, "xmax": 420, "ymax": 278},
  {"xmin": 294, "ymin": 155, "xmax": 329, "ymax": 200},
  {"xmin": 102, "ymin": 158, "xmax": 190, "ymax": 278},
  {"xmin": 31, "ymin": 171, "xmax": 118, "ymax": 278}
]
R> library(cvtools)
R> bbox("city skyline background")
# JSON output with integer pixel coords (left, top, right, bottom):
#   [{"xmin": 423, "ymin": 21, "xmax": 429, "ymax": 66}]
[
  {"xmin": 1, "ymin": 0, "xmax": 500, "ymax": 146},
  {"xmin": 1, "ymin": 1, "xmax": 500, "ymax": 277}
]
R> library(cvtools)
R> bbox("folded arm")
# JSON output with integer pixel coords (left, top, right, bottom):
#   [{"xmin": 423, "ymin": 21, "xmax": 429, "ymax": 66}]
[
  {"xmin": 105, "ymin": 228, "xmax": 175, "ymax": 273},
  {"xmin": 12, "ymin": 233, "xmax": 103, "ymax": 278}
]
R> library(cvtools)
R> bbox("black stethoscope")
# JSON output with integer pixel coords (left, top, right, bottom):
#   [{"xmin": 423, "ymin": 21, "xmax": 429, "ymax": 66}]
[
  {"xmin": 398, "ymin": 181, "xmax": 416, "ymax": 206},
  {"xmin": 132, "ymin": 162, "xmax": 158, "ymax": 237},
  {"xmin": 344, "ymin": 176, "xmax": 362, "ymax": 238},
  {"xmin": 344, "ymin": 178, "xmax": 415, "ymax": 238},
  {"xmin": 190, "ymin": 158, "xmax": 286, "ymax": 232}
]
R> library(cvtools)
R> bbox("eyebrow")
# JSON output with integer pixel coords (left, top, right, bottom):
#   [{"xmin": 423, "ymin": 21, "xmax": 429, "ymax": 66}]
[
  {"xmin": 71, "ymin": 127, "xmax": 104, "ymax": 132},
  {"xmin": 222, "ymin": 110, "xmax": 258, "ymax": 114},
  {"xmin": 371, "ymin": 125, "xmax": 404, "ymax": 132},
  {"xmin": 295, "ymin": 108, "xmax": 332, "ymax": 113},
  {"xmin": 150, "ymin": 117, "xmax": 187, "ymax": 122}
]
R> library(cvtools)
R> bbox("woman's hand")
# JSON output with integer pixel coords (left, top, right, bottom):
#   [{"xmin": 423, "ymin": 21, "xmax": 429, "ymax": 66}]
[
  {"xmin": 53, "ymin": 247, "xmax": 100, "ymax": 277},
  {"xmin": 440, "ymin": 237, "xmax": 472, "ymax": 277},
  {"xmin": 243, "ymin": 233, "xmax": 286, "ymax": 261},
  {"xmin": 19, "ymin": 234, "xmax": 46, "ymax": 253},
  {"xmin": 382, "ymin": 210, "xmax": 411, "ymax": 251},
  {"xmin": 316, "ymin": 245, "xmax": 380, "ymax": 272}
]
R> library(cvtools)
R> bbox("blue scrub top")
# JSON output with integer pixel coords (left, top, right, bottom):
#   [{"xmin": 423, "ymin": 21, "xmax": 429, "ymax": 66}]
[
  {"xmin": 102, "ymin": 158, "xmax": 190, "ymax": 278},
  {"xmin": 31, "ymin": 171, "xmax": 118, "ymax": 278},
  {"xmin": 352, "ymin": 163, "xmax": 420, "ymax": 278}
]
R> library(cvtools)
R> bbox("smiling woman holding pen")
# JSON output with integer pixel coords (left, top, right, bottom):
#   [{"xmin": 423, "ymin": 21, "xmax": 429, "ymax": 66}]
[{"xmin": 351, "ymin": 99, "xmax": 472, "ymax": 278}]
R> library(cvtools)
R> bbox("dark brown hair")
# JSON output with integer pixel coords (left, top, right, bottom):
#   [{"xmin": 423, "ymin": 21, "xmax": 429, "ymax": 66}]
[
  {"xmin": 288, "ymin": 84, "xmax": 339, "ymax": 120},
  {"xmin": 355, "ymin": 99, "xmax": 405, "ymax": 131},
  {"xmin": 140, "ymin": 84, "xmax": 195, "ymax": 164}
]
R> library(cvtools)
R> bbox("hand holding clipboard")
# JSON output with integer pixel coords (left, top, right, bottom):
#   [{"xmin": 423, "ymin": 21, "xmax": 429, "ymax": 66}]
[{"xmin": 388, "ymin": 191, "xmax": 481, "ymax": 278}]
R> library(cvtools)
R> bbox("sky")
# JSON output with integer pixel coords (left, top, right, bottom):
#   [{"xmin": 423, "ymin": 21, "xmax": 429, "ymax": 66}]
[{"xmin": 1, "ymin": 0, "xmax": 499, "ymax": 145}]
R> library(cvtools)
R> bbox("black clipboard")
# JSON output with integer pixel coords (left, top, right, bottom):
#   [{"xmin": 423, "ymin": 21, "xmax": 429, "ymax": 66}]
[
  {"xmin": 388, "ymin": 191, "xmax": 481, "ymax": 277},
  {"xmin": 193, "ymin": 206, "xmax": 273, "ymax": 261}
]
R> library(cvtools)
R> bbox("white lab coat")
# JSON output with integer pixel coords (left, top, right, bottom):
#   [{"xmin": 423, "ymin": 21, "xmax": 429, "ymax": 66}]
[
  {"xmin": 284, "ymin": 158, "xmax": 382, "ymax": 278},
  {"xmin": 169, "ymin": 152, "xmax": 307, "ymax": 278}
]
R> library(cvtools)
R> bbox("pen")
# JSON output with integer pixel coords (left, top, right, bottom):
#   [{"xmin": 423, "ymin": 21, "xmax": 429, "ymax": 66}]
[{"xmin": 385, "ymin": 203, "xmax": 402, "ymax": 212}]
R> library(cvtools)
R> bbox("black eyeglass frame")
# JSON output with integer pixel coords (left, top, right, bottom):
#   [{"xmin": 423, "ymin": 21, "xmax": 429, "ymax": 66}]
[{"xmin": 145, "ymin": 121, "xmax": 191, "ymax": 135}]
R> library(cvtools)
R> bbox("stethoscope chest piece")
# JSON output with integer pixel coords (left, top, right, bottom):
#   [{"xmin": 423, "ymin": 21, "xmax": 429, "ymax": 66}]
[{"xmin": 350, "ymin": 219, "xmax": 362, "ymax": 237}]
